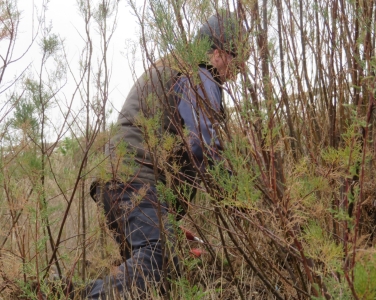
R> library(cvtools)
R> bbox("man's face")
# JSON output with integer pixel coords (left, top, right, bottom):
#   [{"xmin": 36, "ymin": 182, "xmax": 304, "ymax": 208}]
[{"xmin": 210, "ymin": 49, "xmax": 239, "ymax": 82}]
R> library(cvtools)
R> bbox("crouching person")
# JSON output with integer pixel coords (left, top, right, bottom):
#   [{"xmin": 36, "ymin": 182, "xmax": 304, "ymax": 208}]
[{"xmin": 85, "ymin": 10, "xmax": 249, "ymax": 299}]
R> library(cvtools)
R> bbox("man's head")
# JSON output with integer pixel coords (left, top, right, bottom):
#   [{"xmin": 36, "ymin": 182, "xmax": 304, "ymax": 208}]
[
  {"xmin": 209, "ymin": 49, "xmax": 236, "ymax": 82},
  {"xmin": 198, "ymin": 10, "xmax": 249, "ymax": 82}
]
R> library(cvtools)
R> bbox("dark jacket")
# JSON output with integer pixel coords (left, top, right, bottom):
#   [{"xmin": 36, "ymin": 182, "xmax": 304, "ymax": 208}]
[{"xmin": 106, "ymin": 62, "xmax": 224, "ymax": 191}]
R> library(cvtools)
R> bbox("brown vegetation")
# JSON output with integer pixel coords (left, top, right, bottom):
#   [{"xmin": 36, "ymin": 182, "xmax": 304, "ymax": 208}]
[{"xmin": 1, "ymin": 0, "xmax": 376, "ymax": 299}]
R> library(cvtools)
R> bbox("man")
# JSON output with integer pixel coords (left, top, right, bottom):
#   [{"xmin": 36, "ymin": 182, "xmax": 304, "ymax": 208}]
[{"xmin": 86, "ymin": 10, "xmax": 248, "ymax": 299}]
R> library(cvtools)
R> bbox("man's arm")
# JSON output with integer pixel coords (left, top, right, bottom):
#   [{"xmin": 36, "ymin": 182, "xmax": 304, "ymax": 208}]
[{"xmin": 175, "ymin": 68, "xmax": 223, "ymax": 168}]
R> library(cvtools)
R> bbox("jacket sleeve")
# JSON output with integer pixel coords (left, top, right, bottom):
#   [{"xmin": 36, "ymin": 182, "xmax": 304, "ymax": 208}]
[{"xmin": 174, "ymin": 69, "xmax": 223, "ymax": 169}]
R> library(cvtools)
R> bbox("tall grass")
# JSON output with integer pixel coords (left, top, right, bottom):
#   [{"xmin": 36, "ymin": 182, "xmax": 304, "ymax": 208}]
[{"xmin": 1, "ymin": 0, "xmax": 376, "ymax": 299}]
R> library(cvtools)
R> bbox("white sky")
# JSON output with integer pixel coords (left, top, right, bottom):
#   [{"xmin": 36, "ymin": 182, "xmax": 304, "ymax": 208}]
[{"xmin": 5, "ymin": 0, "xmax": 144, "ymax": 123}]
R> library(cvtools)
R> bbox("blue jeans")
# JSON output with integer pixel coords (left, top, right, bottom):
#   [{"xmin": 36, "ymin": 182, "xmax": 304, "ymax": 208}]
[{"xmin": 84, "ymin": 182, "xmax": 178, "ymax": 299}]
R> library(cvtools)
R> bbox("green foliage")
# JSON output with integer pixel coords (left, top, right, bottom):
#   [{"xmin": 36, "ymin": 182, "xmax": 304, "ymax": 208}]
[
  {"xmin": 58, "ymin": 136, "xmax": 81, "ymax": 156},
  {"xmin": 151, "ymin": 0, "xmax": 176, "ymax": 53},
  {"xmin": 321, "ymin": 145, "xmax": 362, "ymax": 178},
  {"xmin": 288, "ymin": 157, "xmax": 331, "ymax": 212},
  {"xmin": 11, "ymin": 101, "xmax": 39, "ymax": 135},
  {"xmin": 0, "ymin": 0, "xmax": 19, "ymax": 39},
  {"xmin": 172, "ymin": 277, "xmax": 209, "ymax": 300},
  {"xmin": 311, "ymin": 279, "xmax": 352, "ymax": 300},
  {"xmin": 95, "ymin": 2, "xmax": 112, "ymax": 20},
  {"xmin": 18, "ymin": 150, "xmax": 43, "ymax": 175},
  {"xmin": 156, "ymin": 181, "xmax": 177, "ymax": 207},
  {"xmin": 207, "ymin": 137, "xmax": 262, "ymax": 207},
  {"xmin": 314, "ymin": 253, "xmax": 376, "ymax": 299},
  {"xmin": 302, "ymin": 221, "xmax": 343, "ymax": 269},
  {"xmin": 353, "ymin": 254, "xmax": 376, "ymax": 299},
  {"xmin": 3, "ymin": 0, "xmax": 376, "ymax": 299},
  {"xmin": 174, "ymin": 37, "xmax": 212, "ymax": 72},
  {"xmin": 209, "ymin": 159, "xmax": 261, "ymax": 207},
  {"xmin": 105, "ymin": 139, "xmax": 136, "ymax": 182},
  {"xmin": 135, "ymin": 109, "xmax": 163, "ymax": 147},
  {"xmin": 40, "ymin": 34, "xmax": 60, "ymax": 56},
  {"xmin": 17, "ymin": 280, "xmax": 40, "ymax": 300}
]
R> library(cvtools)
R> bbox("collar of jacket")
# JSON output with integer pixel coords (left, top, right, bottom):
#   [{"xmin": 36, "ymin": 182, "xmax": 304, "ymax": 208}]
[{"xmin": 198, "ymin": 62, "xmax": 223, "ymax": 85}]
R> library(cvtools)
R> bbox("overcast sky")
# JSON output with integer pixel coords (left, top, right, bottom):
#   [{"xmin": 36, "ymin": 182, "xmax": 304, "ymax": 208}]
[{"xmin": 7, "ymin": 0, "xmax": 144, "ymax": 121}]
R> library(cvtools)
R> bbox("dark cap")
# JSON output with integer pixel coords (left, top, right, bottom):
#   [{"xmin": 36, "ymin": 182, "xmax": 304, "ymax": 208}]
[{"xmin": 198, "ymin": 10, "xmax": 249, "ymax": 59}]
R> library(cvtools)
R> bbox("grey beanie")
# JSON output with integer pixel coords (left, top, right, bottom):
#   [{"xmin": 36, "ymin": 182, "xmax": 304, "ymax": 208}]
[{"xmin": 198, "ymin": 11, "xmax": 247, "ymax": 57}]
